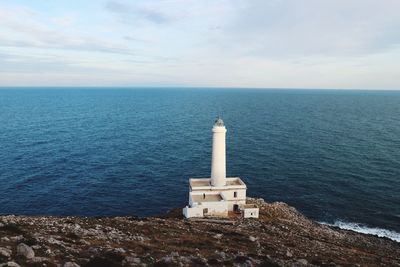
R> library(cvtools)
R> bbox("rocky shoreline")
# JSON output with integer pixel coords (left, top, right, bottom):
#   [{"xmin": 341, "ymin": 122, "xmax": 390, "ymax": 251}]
[{"xmin": 0, "ymin": 198, "xmax": 399, "ymax": 267}]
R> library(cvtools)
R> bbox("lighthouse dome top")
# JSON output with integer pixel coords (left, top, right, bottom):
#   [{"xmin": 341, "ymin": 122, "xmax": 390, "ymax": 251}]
[{"xmin": 214, "ymin": 117, "xmax": 224, "ymax": 127}]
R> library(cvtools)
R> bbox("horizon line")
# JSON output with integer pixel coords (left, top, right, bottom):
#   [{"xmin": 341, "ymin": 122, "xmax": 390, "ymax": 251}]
[{"xmin": 0, "ymin": 86, "xmax": 400, "ymax": 91}]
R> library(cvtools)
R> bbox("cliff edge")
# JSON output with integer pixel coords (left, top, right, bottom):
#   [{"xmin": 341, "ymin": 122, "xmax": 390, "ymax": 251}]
[{"xmin": 0, "ymin": 198, "xmax": 399, "ymax": 267}]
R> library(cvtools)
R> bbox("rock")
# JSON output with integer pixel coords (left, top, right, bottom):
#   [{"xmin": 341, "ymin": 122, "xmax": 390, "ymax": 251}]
[
  {"xmin": 297, "ymin": 259, "xmax": 308, "ymax": 265},
  {"xmin": 157, "ymin": 255, "xmax": 177, "ymax": 265},
  {"xmin": 0, "ymin": 247, "xmax": 12, "ymax": 258},
  {"xmin": 80, "ymin": 239, "xmax": 91, "ymax": 245},
  {"xmin": 10, "ymin": 236, "xmax": 23, "ymax": 242},
  {"xmin": 0, "ymin": 237, "xmax": 9, "ymax": 242},
  {"xmin": 31, "ymin": 244, "xmax": 41, "ymax": 250},
  {"xmin": 170, "ymin": 252, "xmax": 179, "ymax": 257},
  {"xmin": 0, "ymin": 200, "xmax": 399, "ymax": 266},
  {"xmin": 16, "ymin": 243, "xmax": 35, "ymax": 259},
  {"xmin": 122, "ymin": 256, "xmax": 141, "ymax": 265},
  {"xmin": 87, "ymin": 247, "xmax": 100, "ymax": 256},
  {"xmin": 47, "ymin": 237, "xmax": 63, "ymax": 245},
  {"xmin": 213, "ymin": 234, "xmax": 223, "ymax": 239},
  {"xmin": 63, "ymin": 262, "xmax": 80, "ymax": 267},
  {"xmin": 179, "ymin": 256, "xmax": 192, "ymax": 265},
  {"xmin": 235, "ymin": 255, "xmax": 251, "ymax": 264},
  {"xmin": 131, "ymin": 235, "xmax": 147, "ymax": 242},
  {"xmin": 0, "ymin": 262, "xmax": 21, "ymax": 267},
  {"xmin": 207, "ymin": 258, "xmax": 220, "ymax": 265},
  {"xmin": 249, "ymin": 236, "xmax": 257, "ymax": 242},
  {"xmin": 215, "ymin": 251, "xmax": 226, "ymax": 259},
  {"xmin": 31, "ymin": 257, "xmax": 49, "ymax": 263},
  {"xmin": 114, "ymin": 247, "xmax": 126, "ymax": 254}
]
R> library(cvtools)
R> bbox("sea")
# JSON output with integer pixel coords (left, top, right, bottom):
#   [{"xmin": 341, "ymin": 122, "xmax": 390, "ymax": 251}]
[{"xmin": 0, "ymin": 88, "xmax": 399, "ymax": 242}]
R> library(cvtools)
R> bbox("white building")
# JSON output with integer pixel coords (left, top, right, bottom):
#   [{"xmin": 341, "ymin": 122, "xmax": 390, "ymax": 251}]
[{"xmin": 183, "ymin": 118, "xmax": 259, "ymax": 219}]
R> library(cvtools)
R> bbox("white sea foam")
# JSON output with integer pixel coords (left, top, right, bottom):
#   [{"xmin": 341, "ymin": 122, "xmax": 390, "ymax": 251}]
[{"xmin": 319, "ymin": 220, "xmax": 400, "ymax": 243}]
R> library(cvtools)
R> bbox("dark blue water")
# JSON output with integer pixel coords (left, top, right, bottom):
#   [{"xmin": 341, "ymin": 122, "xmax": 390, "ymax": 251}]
[{"xmin": 1, "ymin": 88, "xmax": 399, "ymax": 235}]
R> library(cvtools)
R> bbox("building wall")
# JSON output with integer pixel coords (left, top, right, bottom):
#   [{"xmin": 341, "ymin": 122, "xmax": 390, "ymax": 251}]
[
  {"xmin": 220, "ymin": 190, "xmax": 246, "ymax": 211},
  {"xmin": 227, "ymin": 200, "xmax": 247, "ymax": 211},
  {"xmin": 220, "ymin": 189, "xmax": 246, "ymax": 201},
  {"xmin": 183, "ymin": 200, "xmax": 229, "ymax": 218},
  {"xmin": 183, "ymin": 206, "xmax": 203, "ymax": 218},
  {"xmin": 189, "ymin": 192, "xmax": 223, "ymax": 207},
  {"xmin": 185, "ymin": 181, "xmax": 253, "ymax": 217},
  {"xmin": 200, "ymin": 201, "xmax": 228, "ymax": 217},
  {"xmin": 189, "ymin": 194, "xmax": 194, "ymax": 207},
  {"xmin": 188, "ymin": 189, "xmax": 247, "ymax": 214},
  {"xmin": 243, "ymin": 208, "xmax": 259, "ymax": 218}
]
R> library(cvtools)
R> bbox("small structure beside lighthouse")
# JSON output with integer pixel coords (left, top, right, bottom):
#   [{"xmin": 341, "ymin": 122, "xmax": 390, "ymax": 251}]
[{"xmin": 183, "ymin": 118, "xmax": 259, "ymax": 219}]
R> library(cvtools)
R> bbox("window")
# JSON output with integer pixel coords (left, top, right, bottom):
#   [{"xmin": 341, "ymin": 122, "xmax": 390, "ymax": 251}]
[{"xmin": 234, "ymin": 191, "xmax": 237, "ymax": 198}]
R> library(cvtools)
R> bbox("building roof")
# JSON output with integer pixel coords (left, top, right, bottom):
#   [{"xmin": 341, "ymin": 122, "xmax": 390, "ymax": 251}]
[
  {"xmin": 190, "ymin": 179, "xmax": 211, "ymax": 187},
  {"xmin": 226, "ymin": 179, "xmax": 243, "ymax": 186},
  {"xmin": 189, "ymin": 177, "xmax": 247, "ymax": 190},
  {"xmin": 243, "ymin": 204, "xmax": 258, "ymax": 209}
]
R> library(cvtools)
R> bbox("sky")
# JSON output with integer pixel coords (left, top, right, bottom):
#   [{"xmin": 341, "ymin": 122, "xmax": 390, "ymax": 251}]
[{"xmin": 0, "ymin": 0, "xmax": 400, "ymax": 89}]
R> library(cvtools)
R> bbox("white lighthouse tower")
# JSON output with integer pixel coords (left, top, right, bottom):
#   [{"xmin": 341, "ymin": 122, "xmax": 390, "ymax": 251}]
[
  {"xmin": 183, "ymin": 118, "xmax": 259, "ymax": 219},
  {"xmin": 211, "ymin": 118, "xmax": 226, "ymax": 187}
]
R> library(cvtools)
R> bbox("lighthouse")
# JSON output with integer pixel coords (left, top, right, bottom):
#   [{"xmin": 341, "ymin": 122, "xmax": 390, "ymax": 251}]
[
  {"xmin": 211, "ymin": 117, "xmax": 226, "ymax": 187},
  {"xmin": 182, "ymin": 118, "xmax": 259, "ymax": 219}
]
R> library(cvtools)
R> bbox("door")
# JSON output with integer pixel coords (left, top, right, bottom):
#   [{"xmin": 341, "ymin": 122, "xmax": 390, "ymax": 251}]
[{"xmin": 203, "ymin": 208, "xmax": 208, "ymax": 216}]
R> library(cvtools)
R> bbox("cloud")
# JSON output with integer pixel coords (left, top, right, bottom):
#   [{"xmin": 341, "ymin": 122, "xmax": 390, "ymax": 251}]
[
  {"xmin": 216, "ymin": 0, "xmax": 400, "ymax": 58},
  {"xmin": 0, "ymin": 5, "xmax": 134, "ymax": 55},
  {"xmin": 0, "ymin": 0, "xmax": 399, "ymax": 89},
  {"xmin": 105, "ymin": 1, "xmax": 169, "ymax": 24},
  {"xmin": 52, "ymin": 14, "xmax": 75, "ymax": 27}
]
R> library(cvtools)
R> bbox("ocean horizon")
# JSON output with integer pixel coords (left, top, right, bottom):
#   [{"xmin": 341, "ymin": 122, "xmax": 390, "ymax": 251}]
[{"xmin": 0, "ymin": 88, "xmax": 399, "ymax": 242}]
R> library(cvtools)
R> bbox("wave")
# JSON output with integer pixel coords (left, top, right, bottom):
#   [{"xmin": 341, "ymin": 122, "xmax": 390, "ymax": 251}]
[{"xmin": 319, "ymin": 220, "xmax": 400, "ymax": 243}]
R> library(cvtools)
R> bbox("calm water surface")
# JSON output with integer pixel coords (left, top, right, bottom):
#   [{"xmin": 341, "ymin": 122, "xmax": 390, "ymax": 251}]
[{"xmin": 0, "ymin": 88, "xmax": 399, "ymax": 236}]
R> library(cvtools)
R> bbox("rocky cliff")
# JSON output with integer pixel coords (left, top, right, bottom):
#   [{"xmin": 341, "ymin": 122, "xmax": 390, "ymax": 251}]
[{"xmin": 0, "ymin": 198, "xmax": 399, "ymax": 267}]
